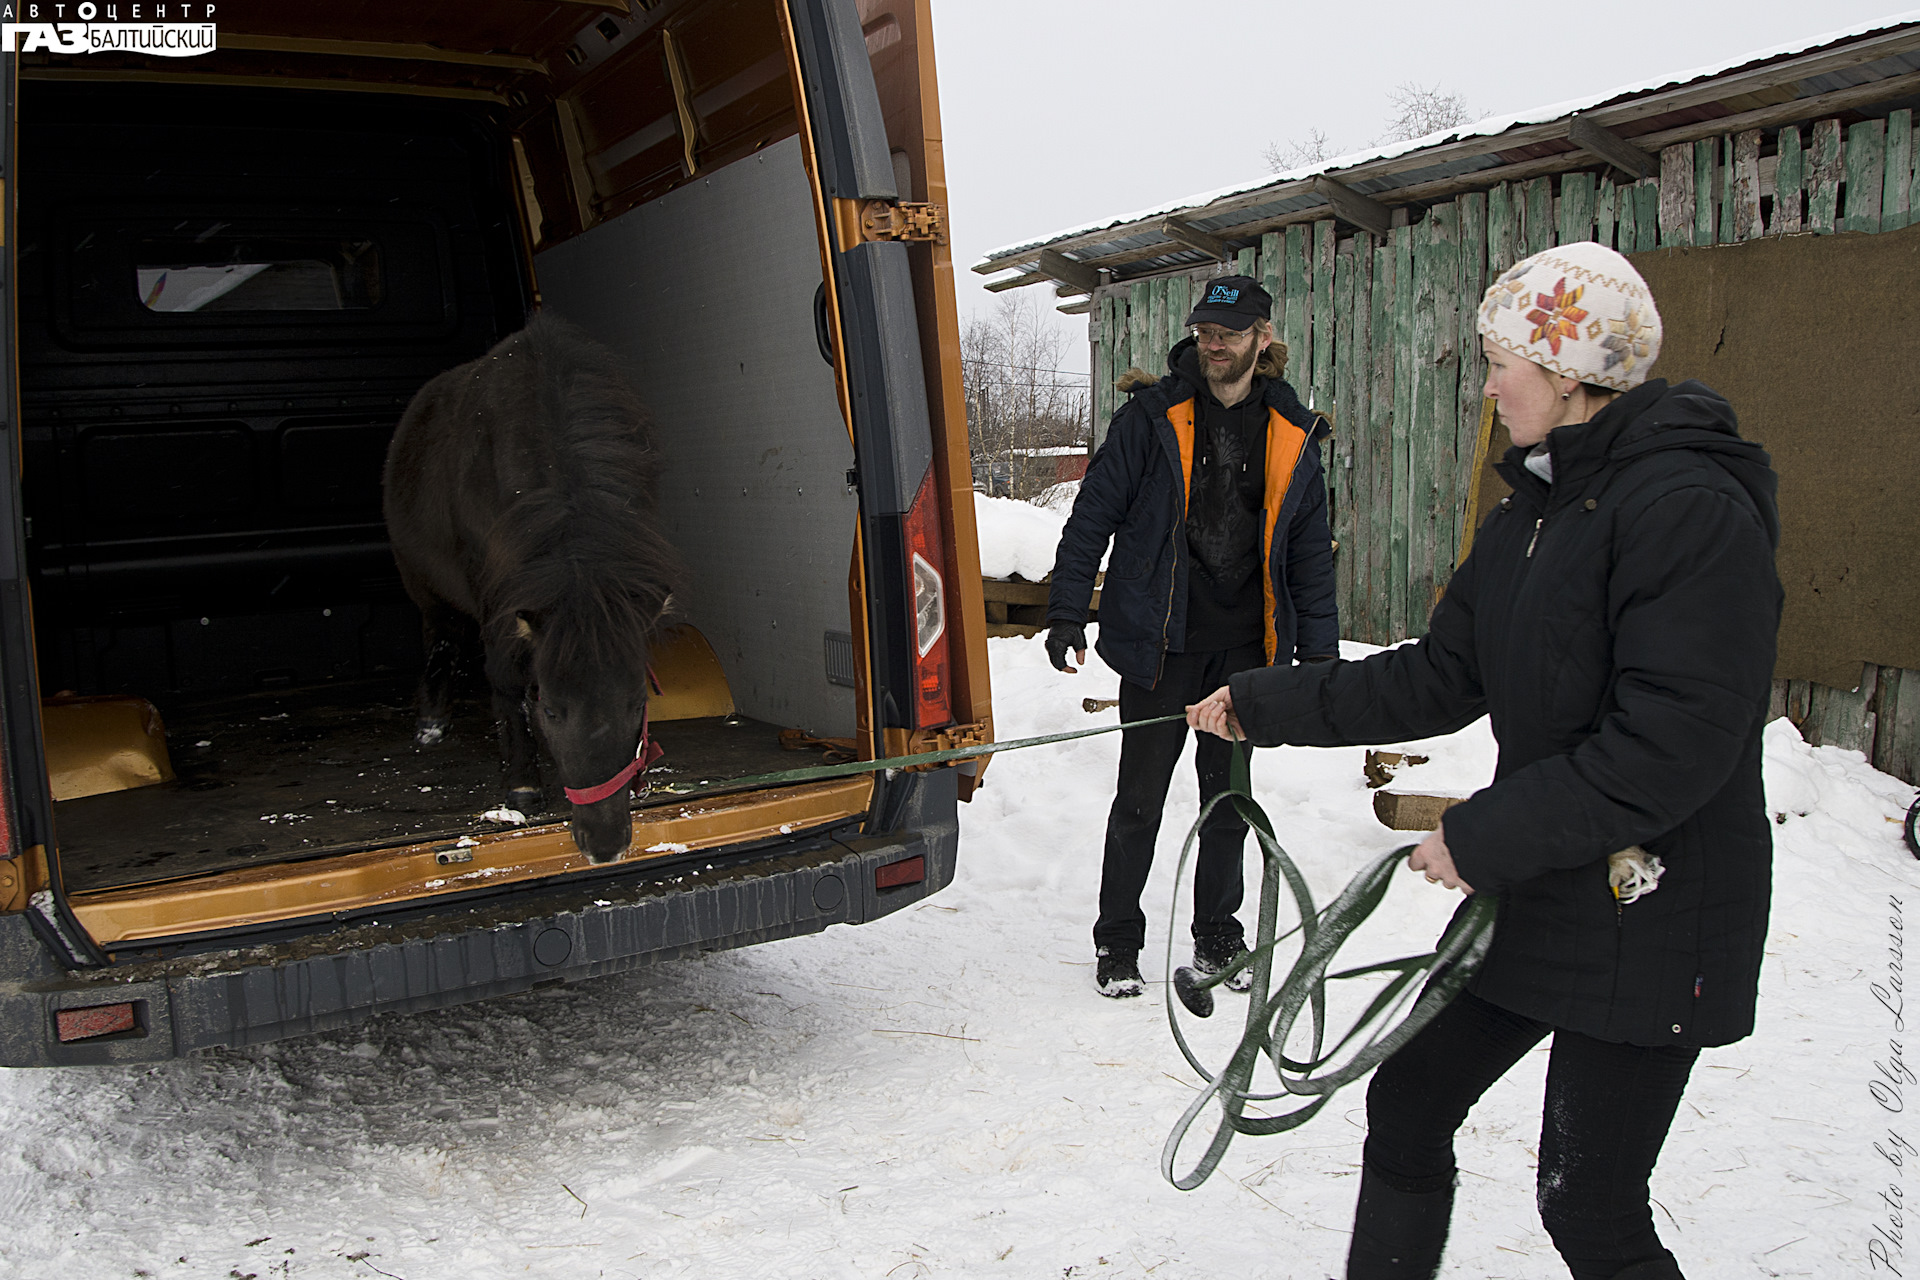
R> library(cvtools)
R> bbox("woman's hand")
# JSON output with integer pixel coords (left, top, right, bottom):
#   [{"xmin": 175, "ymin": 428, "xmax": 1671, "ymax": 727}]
[
  {"xmin": 1186, "ymin": 686, "xmax": 1243, "ymax": 741},
  {"xmin": 1408, "ymin": 820, "xmax": 1474, "ymax": 894}
]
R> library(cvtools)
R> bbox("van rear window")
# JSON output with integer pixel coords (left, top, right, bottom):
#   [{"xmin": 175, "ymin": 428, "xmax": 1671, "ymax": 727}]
[{"xmin": 135, "ymin": 239, "xmax": 383, "ymax": 313}]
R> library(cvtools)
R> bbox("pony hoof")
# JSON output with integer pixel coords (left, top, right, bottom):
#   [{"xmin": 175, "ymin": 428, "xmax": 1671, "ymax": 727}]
[
  {"xmin": 414, "ymin": 719, "xmax": 450, "ymax": 747},
  {"xmin": 583, "ymin": 849, "xmax": 628, "ymax": 866},
  {"xmin": 506, "ymin": 787, "xmax": 542, "ymax": 813}
]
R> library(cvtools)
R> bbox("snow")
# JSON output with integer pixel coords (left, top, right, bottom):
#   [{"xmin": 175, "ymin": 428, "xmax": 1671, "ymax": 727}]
[
  {"xmin": 478, "ymin": 807, "xmax": 529, "ymax": 826},
  {"xmin": 2, "ymin": 634, "xmax": 1917, "ymax": 1278},
  {"xmin": 972, "ymin": 492, "xmax": 1067, "ymax": 581}
]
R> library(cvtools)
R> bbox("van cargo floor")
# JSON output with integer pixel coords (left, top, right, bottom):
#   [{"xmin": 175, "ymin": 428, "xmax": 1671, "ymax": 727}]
[{"xmin": 52, "ymin": 677, "xmax": 814, "ymax": 892}]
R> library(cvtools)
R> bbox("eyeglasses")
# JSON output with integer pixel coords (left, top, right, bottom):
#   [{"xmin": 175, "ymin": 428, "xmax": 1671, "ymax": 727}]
[{"xmin": 1191, "ymin": 325, "xmax": 1255, "ymax": 347}]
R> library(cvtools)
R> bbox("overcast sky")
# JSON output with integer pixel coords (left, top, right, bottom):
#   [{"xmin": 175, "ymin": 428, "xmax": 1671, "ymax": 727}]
[{"xmin": 929, "ymin": 1, "xmax": 1920, "ymax": 377}]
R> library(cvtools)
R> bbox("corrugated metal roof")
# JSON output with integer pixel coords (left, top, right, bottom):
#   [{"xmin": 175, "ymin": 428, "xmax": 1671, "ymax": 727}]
[{"xmin": 978, "ymin": 8, "xmax": 1920, "ymax": 287}]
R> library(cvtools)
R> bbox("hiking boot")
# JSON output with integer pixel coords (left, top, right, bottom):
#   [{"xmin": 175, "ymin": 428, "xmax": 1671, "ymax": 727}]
[
  {"xmin": 1193, "ymin": 932, "xmax": 1253, "ymax": 993},
  {"xmin": 1095, "ymin": 946, "xmax": 1144, "ymax": 998}
]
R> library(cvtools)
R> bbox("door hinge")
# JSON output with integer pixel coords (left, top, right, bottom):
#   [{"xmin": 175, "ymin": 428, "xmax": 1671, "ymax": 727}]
[{"xmin": 862, "ymin": 200, "xmax": 947, "ymax": 244}]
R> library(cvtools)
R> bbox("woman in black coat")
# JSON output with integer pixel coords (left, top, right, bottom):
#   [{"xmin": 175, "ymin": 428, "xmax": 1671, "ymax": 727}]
[{"xmin": 1187, "ymin": 241, "xmax": 1781, "ymax": 1280}]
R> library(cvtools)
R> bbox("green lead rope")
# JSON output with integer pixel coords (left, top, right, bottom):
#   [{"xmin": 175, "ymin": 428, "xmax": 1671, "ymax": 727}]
[
  {"xmin": 646, "ymin": 712, "xmax": 1191, "ymax": 797},
  {"xmin": 1159, "ymin": 737, "xmax": 1498, "ymax": 1191}
]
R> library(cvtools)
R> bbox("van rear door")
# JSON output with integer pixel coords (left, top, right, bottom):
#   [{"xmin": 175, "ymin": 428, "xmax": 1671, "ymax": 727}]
[{"xmin": 0, "ymin": 53, "xmax": 81, "ymax": 961}]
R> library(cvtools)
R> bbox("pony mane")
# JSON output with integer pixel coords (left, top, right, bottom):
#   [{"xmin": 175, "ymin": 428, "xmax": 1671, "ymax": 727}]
[{"xmin": 483, "ymin": 313, "xmax": 680, "ymax": 677}]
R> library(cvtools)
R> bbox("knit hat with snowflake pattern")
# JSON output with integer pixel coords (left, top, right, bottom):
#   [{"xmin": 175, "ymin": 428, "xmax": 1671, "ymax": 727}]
[{"xmin": 1476, "ymin": 240, "xmax": 1662, "ymax": 392}]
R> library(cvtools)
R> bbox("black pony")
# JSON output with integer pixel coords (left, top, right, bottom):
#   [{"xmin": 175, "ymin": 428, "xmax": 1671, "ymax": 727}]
[{"xmin": 383, "ymin": 314, "xmax": 679, "ymax": 863}]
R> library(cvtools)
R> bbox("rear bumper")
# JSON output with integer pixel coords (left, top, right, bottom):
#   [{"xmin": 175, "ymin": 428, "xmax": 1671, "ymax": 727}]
[{"xmin": 0, "ymin": 775, "xmax": 957, "ymax": 1067}]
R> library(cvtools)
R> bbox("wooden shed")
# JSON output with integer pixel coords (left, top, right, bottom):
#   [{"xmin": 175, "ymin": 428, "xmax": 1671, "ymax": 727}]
[{"xmin": 975, "ymin": 16, "xmax": 1920, "ymax": 784}]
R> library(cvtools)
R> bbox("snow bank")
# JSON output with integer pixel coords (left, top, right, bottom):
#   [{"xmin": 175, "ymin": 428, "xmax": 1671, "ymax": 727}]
[{"xmin": 973, "ymin": 491, "xmax": 1064, "ymax": 580}]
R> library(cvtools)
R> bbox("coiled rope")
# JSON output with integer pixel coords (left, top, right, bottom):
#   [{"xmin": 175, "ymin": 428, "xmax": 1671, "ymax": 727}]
[{"xmin": 1159, "ymin": 737, "xmax": 1498, "ymax": 1190}]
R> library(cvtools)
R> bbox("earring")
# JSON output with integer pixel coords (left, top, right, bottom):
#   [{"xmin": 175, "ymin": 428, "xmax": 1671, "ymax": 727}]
[{"xmin": 1561, "ymin": 391, "xmax": 1571, "ymax": 400}]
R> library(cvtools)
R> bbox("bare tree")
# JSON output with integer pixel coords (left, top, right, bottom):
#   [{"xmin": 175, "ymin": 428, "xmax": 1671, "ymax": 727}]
[
  {"xmin": 1262, "ymin": 126, "xmax": 1335, "ymax": 174},
  {"xmin": 1377, "ymin": 81, "xmax": 1473, "ymax": 143},
  {"xmin": 1258, "ymin": 83, "xmax": 1475, "ymax": 172},
  {"xmin": 962, "ymin": 295, "xmax": 1089, "ymax": 502}
]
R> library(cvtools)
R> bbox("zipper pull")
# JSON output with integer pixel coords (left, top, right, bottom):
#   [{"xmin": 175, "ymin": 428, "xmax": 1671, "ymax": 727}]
[{"xmin": 1526, "ymin": 517, "xmax": 1543, "ymax": 558}]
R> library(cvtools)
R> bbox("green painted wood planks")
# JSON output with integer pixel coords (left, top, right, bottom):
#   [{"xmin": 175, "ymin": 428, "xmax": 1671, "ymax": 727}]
[
  {"xmin": 1845, "ymin": 118, "xmax": 1885, "ymax": 234},
  {"xmin": 1311, "ymin": 221, "xmax": 1336, "ymax": 414},
  {"xmin": 1455, "ymin": 191, "xmax": 1488, "ymax": 570},
  {"xmin": 1331, "ymin": 239, "xmax": 1358, "ymax": 627},
  {"xmin": 1367, "ymin": 237, "xmax": 1395, "ymax": 645},
  {"xmin": 1559, "ymin": 171, "xmax": 1595, "ymax": 246},
  {"xmin": 1775, "ymin": 125, "xmax": 1805, "ymax": 234},
  {"xmin": 1389, "ymin": 222, "xmax": 1413, "ymax": 643},
  {"xmin": 1128, "ymin": 279, "xmax": 1150, "ymax": 378},
  {"xmin": 1632, "ymin": 179, "xmax": 1659, "ymax": 252},
  {"xmin": 1348, "ymin": 236, "xmax": 1377, "ymax": 643},
  {"xmin": 1885, "ymin": 109, "xmax": 1914, "ymax": 232},
  {"xmin": 1405, "ymin": 215, "xmax": 1436, "ymax": 636},
  {"xmin": 1488, "ymin": 181, "xmax": 1516, "ymax": 274},
  {"xmin": 1284, "ymin": 225, "xmax": 1310, "ymax": 386},
  {"xmin": 1659, "ymin": 143, "xmax": 1693, "ymax": 246},
  {"xmin": 1809, "ymin": 118, "xmax": 1842, "ymax": 233}
]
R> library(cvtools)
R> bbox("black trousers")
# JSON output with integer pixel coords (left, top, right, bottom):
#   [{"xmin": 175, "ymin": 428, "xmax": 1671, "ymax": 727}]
[
  {"xmin": 1093, "ymin": 642, "xmax": 1265, "ymax": 955},
  {"xmin": 1364, "ymin": 989, "xmax": 1699, "ymax": 1280}
]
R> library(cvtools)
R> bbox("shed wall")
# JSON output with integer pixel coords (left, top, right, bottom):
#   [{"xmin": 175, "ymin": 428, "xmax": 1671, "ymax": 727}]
[{"xmin": 1085, "ymin": 109, "xmax": 1920, "ymax": 783}]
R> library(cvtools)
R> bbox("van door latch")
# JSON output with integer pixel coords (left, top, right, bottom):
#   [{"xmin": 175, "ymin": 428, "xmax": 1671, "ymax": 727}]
[
  {"xmin": 904, "ymin": 721, "xmax": 989, "ymax": 765},
  {"xmin": 861, "ymin": 200, "xmax": 946, "ymax": 244}
]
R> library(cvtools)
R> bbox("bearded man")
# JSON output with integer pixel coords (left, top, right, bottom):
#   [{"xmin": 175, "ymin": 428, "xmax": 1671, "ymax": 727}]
[{"xmin": 1042, "ymin": 275, "xmax": 1339, "ymax": 998}]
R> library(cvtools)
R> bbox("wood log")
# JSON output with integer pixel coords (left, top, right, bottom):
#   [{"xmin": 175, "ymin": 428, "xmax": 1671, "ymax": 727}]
[
  {"xmin": 1567, "ymin": 114, "xmax": 1655, "ymax": 179},
  {"xmin": 1373, "ymin": 791, "xmax": 1465, "ymax": 831},
  {"xmin": 1313, "ymin": 175, "xmax": 1393, "ymax": 237},
  {"xmin": 1159, "ymin": 217, "xmax": 1232, "ymax": 261},
  {"xmin": 1038, "ymin": 248, "xmax": 1101, "ymax": 294}
]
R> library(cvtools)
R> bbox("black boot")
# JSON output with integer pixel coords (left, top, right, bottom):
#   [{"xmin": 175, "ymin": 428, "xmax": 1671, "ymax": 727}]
[
  {"xmin": 1345, "ymin": 1162, "xmax": 1454, "ymax": 1279},
  {"xmin": 1094, "ymin": 946, "xmax": 1144, "ymax": 998},
  {"xmin": 1601, "ymin": 1253, "xmax": 1684, "ymax": 1280}
]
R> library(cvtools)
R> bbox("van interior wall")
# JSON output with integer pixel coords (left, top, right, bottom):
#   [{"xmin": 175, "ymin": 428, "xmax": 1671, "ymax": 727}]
[{"xmin": 532, "ymin": 136, "xmax": 858, "ymax": 740}]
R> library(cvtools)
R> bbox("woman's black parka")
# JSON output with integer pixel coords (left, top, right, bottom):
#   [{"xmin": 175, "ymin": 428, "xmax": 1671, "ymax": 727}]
[{"xmin": 1228, "ymin": 379, "xmax": 1782, "ymax": 1048}]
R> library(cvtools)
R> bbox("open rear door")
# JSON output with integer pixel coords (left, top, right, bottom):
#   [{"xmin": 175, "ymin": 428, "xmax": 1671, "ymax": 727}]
[
  {"xmin": 0, "ymin": 47, "xmax": 95, "ymax": 967},
  {"xmin": 786, "ymin": 0, "xmax": 991, "ymax": 778}
]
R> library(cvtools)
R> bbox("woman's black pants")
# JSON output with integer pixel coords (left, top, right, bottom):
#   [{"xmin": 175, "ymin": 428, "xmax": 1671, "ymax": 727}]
[{"xmin": 1363, "ymin": 989, "xmax": 1699, "ymax": 1279}]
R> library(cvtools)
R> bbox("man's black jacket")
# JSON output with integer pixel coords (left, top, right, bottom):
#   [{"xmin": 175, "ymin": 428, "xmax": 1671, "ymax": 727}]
[
  {"xmin": 1047, "ymin": 337, "xmax": 1339, "ymax": 689},
  {"xmin": 1229, "ymin": 379, "xmax": 1781, "ymax": 1048}
]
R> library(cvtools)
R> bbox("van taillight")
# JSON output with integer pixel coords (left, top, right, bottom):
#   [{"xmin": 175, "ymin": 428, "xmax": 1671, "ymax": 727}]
[
  {"xmin": 875, "ymin": 854, "xmax": 924, "ymax": 890},
  {"xmin": 56, "ymin": 1003, "xmax": 136, "ymax": 1042},
  {"xmin": 902, "ymin": 469, "xmax": 951, "ymax": 729}
]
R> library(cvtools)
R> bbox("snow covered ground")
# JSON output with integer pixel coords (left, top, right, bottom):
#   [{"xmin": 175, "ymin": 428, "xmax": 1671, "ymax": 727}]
[{"xmin": 3, "ymin": 639, "xmax": 1917, "ymax": 1278}]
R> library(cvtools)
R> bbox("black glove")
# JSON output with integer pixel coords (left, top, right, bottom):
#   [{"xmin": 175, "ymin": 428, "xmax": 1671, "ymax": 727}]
[{"xmin": 1046, "ymin": 621, "xmax": 1088, "ymax": 672}]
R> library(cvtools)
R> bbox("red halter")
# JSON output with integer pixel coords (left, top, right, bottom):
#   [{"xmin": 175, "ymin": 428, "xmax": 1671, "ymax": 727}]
[{"xmin": 562, "ymin": 669, "xmax": 667, "ymax": 805}]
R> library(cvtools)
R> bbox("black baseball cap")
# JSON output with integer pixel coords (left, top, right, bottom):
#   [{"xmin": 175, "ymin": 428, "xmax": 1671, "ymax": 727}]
[{"xmin": 1184, "ymin": 275, "xmax": 1272, "ymax": 331}]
